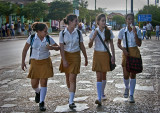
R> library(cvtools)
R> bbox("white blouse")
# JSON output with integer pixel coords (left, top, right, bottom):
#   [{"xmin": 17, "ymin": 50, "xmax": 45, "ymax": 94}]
[
  {"xmin": 26, "ymin": 33, "xmax": 56, "ymax": 60},
  {"xmin": 118, "ymin": 27, "xmax": 142, "ymax": 48},
  {"xmin": 59, "ymin": 27, "xmax": 83, "ymax": 53},
  {"xmin": 89, "ymin": 27, "xmax": 115, "ymax": 52}
]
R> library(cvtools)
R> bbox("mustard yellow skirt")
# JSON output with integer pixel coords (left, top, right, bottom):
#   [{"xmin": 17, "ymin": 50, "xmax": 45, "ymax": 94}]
[
  {"xmin": 28, "ymin": 57, "xmax": 53, "ymax": 79},
  {"xmin": 92, "ymin": 51, "xmax": 110, "ymax": 72},
  {"xmin": 122, "ymin": 47, "xmax": 141, "ymax": 67},
  {"xmin": 59, "ymin": 51, "xmax": 81, "ymax": 74}
]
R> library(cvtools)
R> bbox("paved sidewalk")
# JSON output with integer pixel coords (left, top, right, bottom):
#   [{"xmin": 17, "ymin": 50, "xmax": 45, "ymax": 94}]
[{"xmin": 0, "ymin": 36, "xmax": 159, "ymax": 112}]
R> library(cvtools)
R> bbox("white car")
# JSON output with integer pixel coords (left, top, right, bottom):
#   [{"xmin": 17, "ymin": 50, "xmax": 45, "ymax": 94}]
[{"xmin": 106, "ymin": 23, "xmax": 112, "ymax": 30}]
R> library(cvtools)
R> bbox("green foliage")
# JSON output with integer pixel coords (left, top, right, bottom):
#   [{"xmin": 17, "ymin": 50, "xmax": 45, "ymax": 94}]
[
  {"xmin": 136, "ymin": 5, "xmax": 160, "ymax": 27},
  {"xmin": 47, "ymin": 1, "xmax": 73, "ymax": 21},
  {"xmin": 0, "ymin": 1, "xmax": 18, "ymax": 16},
  {"xmin": 112, "ymin": 15, "xmax": 125, "ymax": 25},
  {"xmin": 22, "ymin": 0, "xmax": 48, "ymax": 21}
]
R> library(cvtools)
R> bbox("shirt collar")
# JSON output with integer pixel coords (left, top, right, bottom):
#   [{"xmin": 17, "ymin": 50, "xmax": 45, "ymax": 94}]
[
  {"xmin": 35, "ymin": 33, "xmax": 46, "ymax": 42},
  {"xmin": 35, "ymin": 33, "xmax": 38, "ymax": 39},
  {"xmin": 96, "ymin": 27, "xmax": 105, "ymax": 33},
  {"xmin": 64, "ymin": 27, "xmax": 77, "ymax": 34}
]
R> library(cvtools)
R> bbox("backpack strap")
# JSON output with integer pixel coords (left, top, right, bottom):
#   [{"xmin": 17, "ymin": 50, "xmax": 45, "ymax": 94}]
[
  {"xmin": 62, "ymin": 30, "xmax": 66, "ymax": 45},
  {"xmin": 77, "ymin": 29, "xmax": 81, "ymax": 50},
  {"xmin": 30, "ymin": 34, "xmax": 35, "ymax": 57},
  {"xmin": 46, "ymin": 35, "xmax": 50, "ymax": 44}
]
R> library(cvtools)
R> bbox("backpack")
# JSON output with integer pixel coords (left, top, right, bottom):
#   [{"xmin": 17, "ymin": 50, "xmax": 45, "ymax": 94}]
[
  {"xmin": 62, "ymin": 29, "xmax": 81, "ymax": 49},
  {"xmin": 29, "ymin": 34, "xmax": 50, "ymax": 58}
]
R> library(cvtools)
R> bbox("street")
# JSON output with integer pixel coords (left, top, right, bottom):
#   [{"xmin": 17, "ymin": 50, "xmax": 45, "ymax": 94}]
[{"xmin": 0, "ymin": 31, "xmax": 160, "ymax": 112}]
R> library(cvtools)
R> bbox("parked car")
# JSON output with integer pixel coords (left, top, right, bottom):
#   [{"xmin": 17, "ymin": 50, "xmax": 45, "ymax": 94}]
[{"xmin": 106, "ymin": 23, "xmax": 112, "ymax": 30}]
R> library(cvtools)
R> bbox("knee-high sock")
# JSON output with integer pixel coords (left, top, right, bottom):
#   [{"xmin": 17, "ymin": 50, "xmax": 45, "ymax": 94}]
[
  {"xmin": 40, "ymin": 87, "xmax": 47, "ymax": 103},
  {"xmin": 130, "ymin": 79, "xmax": 136, "ymax": 96},
  {"xmin": 124, "ymin": 79, "xmax": 129, "ymax": 89},
  {"xmin": 33, "ymin": 88, "xmax": 40, "ymax": 93},
  {"xmin": 102, "ymin": 80, "xmax": 106, "ymax": 96},
  {"xmin": 69, "ymin": 92, "xmax": 75, "ymax": 104},
  {"xmin": 97, "ymin": 82, "xmax": 102, "ymax": 101}
]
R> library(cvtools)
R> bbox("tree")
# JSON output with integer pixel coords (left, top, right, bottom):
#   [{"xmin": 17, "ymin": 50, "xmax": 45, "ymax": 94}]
[
  {"xmin": 47, "ymin": 1, "xmax": 73, "ymax": 29},
  {"xmin": 112, "ymin": 15, "xmax": 125, "ymax": 25},
  {"xmin": 136, "ymin": 5, "xmax": 160, "ymax": 27},
  {"xmin": 0, "ymin": 1, "xmax": 18, "ymax": 16},
  {"xmin": 21, "ymin": 0, "xmax": 48, "ymax": 21}
]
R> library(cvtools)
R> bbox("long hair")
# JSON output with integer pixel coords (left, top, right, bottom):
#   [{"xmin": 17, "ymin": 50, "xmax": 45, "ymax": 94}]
[{"xmin": 96, "ymin": 13, "xmax": 111, "ymax": 42}]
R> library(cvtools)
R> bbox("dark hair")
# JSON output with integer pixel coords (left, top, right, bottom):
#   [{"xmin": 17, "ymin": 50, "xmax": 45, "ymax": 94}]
[
  {"xmin": 96, "ymin": 13, "xmax": 111, "ymax": 42},
  {"xmin": 63, "ymin": 14, "xmax": 77, "ymax": 25},
  {"xmin": 125, "ymin": 13, "xmax": 134, "ymax": 20},
  {"xmin": 32, "ymin": 22, "xmax": 47, "ymax": 32}
]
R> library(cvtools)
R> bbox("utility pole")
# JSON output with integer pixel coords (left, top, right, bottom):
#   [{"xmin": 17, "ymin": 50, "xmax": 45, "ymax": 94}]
[
  {"xmin": 126, "ymin": 0, "xmax": 127, "ymax": 14},
  {"xmin": 148, "ymin": 0, "xmax": 149, "ymax": 6},
  {"xmin": 95, "ymin": 0, "xmax": 96, "ymax": 11},
  {"xmin": 131, "ymin": 0, "xmax": 133, "ymax": 13}
]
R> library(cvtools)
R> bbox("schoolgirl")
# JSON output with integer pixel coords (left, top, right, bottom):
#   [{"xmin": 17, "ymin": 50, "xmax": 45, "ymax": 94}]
[
  {"xmin": 21, "ymin": 22, "xmax": 60, "ymax": 111},
  {"xmin": 88, "ymin": 13, "xmax": 115, "ymax": 106},
  {"xmin": 59, "ymin": 14, "xmax": 88, "ymax": 109},
  {"xmin": 117, "ymin": 13, "xmax": 142, "ymax": 103}
]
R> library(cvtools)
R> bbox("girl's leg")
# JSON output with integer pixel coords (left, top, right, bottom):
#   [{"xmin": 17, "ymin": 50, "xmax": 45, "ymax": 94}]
[
  {"xmin": 129, "ymin": 74, "xmax": 136, "ymax": 103},
  {"xmin": 39, "ymin": 78, "xmax": 48, "ymax": 111},
  {"xmin": 65, "ymin": 73, "xmax": 70, "ymax": 91},
  {"xmin": 95, "ymin": 72, "xmax": 102, "ymax": 105},
  {"xmin": 31, "ymin": 79, "xmax": 40, "ymax": 103},
  {"xmin": 102, "ymin": 72, "xmax": 107, "ymax": 99},
  {"xmin": 123, "ymin": 67, "xmax": 130, "ymax": 98},
  {"xmin": 68, "ymin": 74, "xmax": 77, "ymax": 108}
]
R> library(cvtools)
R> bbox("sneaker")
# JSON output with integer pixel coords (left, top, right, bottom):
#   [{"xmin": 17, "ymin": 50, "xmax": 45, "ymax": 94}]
[
  {"xmin": 129, "ymin": 95, "xmax": 135, "ymax": 103},
  {"xmin": 35, "ymin": 92, "xmax": 40, "ymax": 103},
  {"xmin": 39, "ymin": 101, "xmax": 46, "ymax": 111},
  {"xmin": 95, "ymin": 100, "xmax": 102, "ymax": 106},
  {"xmin": 124, "ymin": 88, "xmax": 129, "ymax": 98},
  {"xmin": 69, "ymin": 103, "xmax": 76, "ymax": 109},
  {"xmin": 101, "ymin": 95, "xmax": 107, "ymax": 100}
]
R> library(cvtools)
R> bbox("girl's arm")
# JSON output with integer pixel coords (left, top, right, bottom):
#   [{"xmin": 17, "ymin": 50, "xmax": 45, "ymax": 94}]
[
  {"xmin": 60, "ymin": 43, "xmax": 68, "ymax": 68},
  {"xmin": 80, "ymin": 42, "xmax": 88, "ymax": 66},
  {"xmin": 46, "ymin": 43, "xmax": 60, "ymax": 51},
  {"xmin": 21, "ymin": 43, "xmax": 30, "ymax": 71},
  {"xmin": 88, "ymin": 30, "xmax": 97, "ymax": 48},
  {"xmin": 117, "ymin": 39, "xmax": 129, "ymax": 56},
  {"xmin": 110, "ymin": 39, "xmax": 115, "ymax": 63},
  {"xmin": 133, "ymin": 27, "xmax": 142, "ymax": 47}
]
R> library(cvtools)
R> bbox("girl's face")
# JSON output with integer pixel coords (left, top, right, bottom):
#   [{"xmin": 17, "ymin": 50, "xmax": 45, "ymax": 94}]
[
  {"xmin": 98, "ymin": 17, "xmax": 106, "ymax": 28},
  {"xmin": 38, "ymin": 27, "xmax": 48, "ymax": 38},
  {"xmin": 69, "ymin": 18, "xmax": 78, "ymax": 28},
  {"xmin": 126, "ymin": 15, "xmax": 134, "ymax": 25}
]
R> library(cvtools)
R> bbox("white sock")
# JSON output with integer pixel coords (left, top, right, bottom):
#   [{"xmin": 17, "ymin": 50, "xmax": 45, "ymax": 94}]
[
  {"xmin": 130, "ymin": 79, "xmax": 136, "ymax": 96},
  {"xmin": 124, "ymin": 79, "xmax": 129, "ymax": 89},
  {"xmin": 33, "ymin": 88, "xmax": 40, "ymax": 93},
  {"xmin": 102, "ymin": 80, "xmax": 106, "ymax": 96},
  {"xmin": 40, "ymin": 87, "xmax": 47, "ymax": 103},
  {"xmin": 97, "ymin": 82, "xmax": 102, "ymax": 101},
  {"xmin": 69, "ymin": 92, "xmax": 75, "ymax": 104}
]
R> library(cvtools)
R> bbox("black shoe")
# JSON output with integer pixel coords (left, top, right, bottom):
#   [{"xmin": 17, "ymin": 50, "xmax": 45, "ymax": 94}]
[
  {"xmin": 95, "ymin": 100, "xmax": 102, "ymax": 106},
  {"xmin": 39, "ymin": 101, "xmax": 46, "ymax": 111},
  {"xmin": 35, "ymin": 92, "xmax": 40, "ymax": 103},
  {"xmin": 69, "ymin": 103, "xmax": 76, "ymax": 109}
]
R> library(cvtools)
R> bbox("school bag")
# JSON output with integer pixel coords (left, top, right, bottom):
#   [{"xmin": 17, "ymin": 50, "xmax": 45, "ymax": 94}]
[
  {"xmin": 29, "ymin": 34, "xmax": 50, "ymax": 64},
  {"xmin": 62, "ymin": 29, "xmax": 81, "ymax": 49}
]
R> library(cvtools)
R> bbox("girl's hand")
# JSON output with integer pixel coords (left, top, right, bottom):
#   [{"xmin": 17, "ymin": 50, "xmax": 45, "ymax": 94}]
[
  {"xmin": 111, "ymin": 56, "xmax": 115, "ymax": 64},
  {"xmin": 85, "ymin": 58, "xmax": 88, "ymax": 66},
  {"xmin": 123, "ymin": 48, "xmax": 129, "ymax": 56},
  {"xmin": 21, "ymin": 62, "xmax": 27, "ymax": 71},
  {"xmin": 54, "ymin": 46, "xmax": 60, "ymax": 51},
  {"xmin": 63, "ymin": 60, "xmax": 69, "ymax": 68}
]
